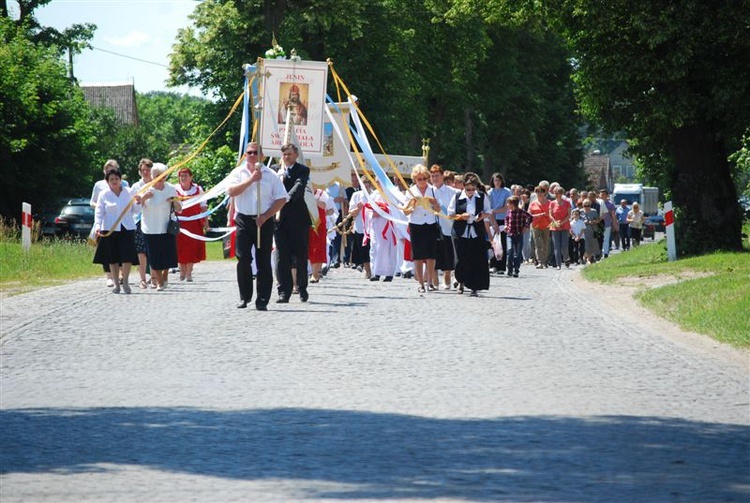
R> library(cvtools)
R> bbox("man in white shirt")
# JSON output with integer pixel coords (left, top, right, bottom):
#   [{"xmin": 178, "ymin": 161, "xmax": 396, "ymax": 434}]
[
  {"xmin": 227, "ymin": 142, "xmax": 289, "ymax": 310},
  {"xmin": 429, "ymin": 165, "xmax": 459, "ymax": 289}
]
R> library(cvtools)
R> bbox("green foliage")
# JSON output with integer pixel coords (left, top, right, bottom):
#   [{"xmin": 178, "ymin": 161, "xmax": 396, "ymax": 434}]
[
  {"xmin": 582, "ymin": 240, "xmax": 750, "ymax": 347},
  {"xmin": 0, "ymin": 18, "xmax": 100, "ymax": 217},
  {"xmin": 729, "ymin": 128, "xmax": 750, "ymax": 200},
  {"xmin": 538, "ymin": 0, "xmax": 749, "ymax": 254},
  {"xmin": 168, "ymin": 0, "xmax": 584, "ymax": 186}
]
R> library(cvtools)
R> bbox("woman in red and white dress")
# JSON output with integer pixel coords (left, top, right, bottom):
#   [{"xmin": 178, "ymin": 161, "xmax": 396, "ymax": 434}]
[
  {"xmin": 308, "ymin": 187, "xmax": 333, "ymax": 283},
  {"xmin": 175, "ymin": 168, "xmax": 207, "ymax": 282}
]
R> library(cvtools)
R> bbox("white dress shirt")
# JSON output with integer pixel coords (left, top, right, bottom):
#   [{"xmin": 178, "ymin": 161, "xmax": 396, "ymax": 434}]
[{"xmin": 228, "ymin": 162, "xmax": 289, "ymax": 216}]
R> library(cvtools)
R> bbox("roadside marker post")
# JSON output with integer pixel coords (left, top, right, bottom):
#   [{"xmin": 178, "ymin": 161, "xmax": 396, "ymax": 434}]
[
  {"xmin": 22, "ymin": 202, "xmax": 32, "ymax": 252},
  {"xmin": 664, "ymin": 201, "xmax": 676, "ymax": 261}
]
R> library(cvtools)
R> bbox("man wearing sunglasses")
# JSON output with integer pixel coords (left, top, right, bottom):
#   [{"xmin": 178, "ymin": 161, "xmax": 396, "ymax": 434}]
[{"xmin": 227, "ymin": 142, "xmax": 288, "ymax": 310}]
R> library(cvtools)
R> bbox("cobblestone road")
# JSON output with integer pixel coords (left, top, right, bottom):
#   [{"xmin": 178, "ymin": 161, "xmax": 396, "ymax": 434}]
[{"xmin": 1, "ymin": 260, "xmax": 748, "ymax": 502}]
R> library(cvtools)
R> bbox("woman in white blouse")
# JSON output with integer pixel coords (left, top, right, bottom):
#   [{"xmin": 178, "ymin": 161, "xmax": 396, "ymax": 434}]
[
  {"xmin": 448, "ymin": 175, "xmax": 494, "ymax": 297},
  {"xmin": 403, "ymin": 165, "xmax": 441, "ymax": 293},
  {"xmin": 136, "ymin": 163, "xmax": 182, "ymax": 291},
  {"xmin": 93, "ymin": 168, "xmax": 139, "ymax": 294}
]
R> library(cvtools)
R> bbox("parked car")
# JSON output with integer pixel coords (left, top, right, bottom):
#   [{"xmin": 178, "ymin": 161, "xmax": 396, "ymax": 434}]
[
  {"xmin": 643, "ymin": 214, "xmax": 666, "ymax": 239},
  {"xmin": 34, "ymin": 210, "xmax": 60, "ymax": 237},
  {"xmin": 55, "ymin": 198, "xmax": 94, "ymax": 238}
]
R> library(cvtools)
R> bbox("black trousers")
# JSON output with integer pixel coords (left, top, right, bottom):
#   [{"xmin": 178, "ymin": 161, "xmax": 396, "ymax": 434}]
[
  {"xmin": 235, "ymin": 213, "xmax": 274, "ymax": 307},
  {"xmin": 275, "ymin": 222, "xmax": 310, "ymax": 297}
]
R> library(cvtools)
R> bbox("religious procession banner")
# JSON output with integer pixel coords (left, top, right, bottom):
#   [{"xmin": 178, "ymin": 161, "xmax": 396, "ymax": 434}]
[
  {"xmin": 306, "ymin": 102, "xmax": 426, "ymax": 188},
  {"xmin": 306, "ymin": 102, "xmax": 352, "ymax": 188},
  {"xmin": 259, "ymin": 59, "xmax": 328, "ymax": 157}
]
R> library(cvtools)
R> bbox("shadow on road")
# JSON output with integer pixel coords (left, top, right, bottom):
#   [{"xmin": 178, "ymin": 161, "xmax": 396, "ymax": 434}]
[{"xmin": 1, "ymin": 407, "xmax": 747, "ymax": 501}]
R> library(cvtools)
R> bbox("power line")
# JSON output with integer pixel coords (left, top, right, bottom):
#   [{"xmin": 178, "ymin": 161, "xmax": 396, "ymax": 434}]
[{"xmin": 90, "ymin": 45, "xmax": 169, "ymax": 68}]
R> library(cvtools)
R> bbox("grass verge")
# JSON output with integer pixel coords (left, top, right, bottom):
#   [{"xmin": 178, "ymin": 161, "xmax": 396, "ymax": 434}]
[
  {"xmin": 0, "ymin": 222, "xmax": 231, "ymax": 296},
  {"xmin": 582, "ymin": 237, "xmax": 750, "ymax": 348}
]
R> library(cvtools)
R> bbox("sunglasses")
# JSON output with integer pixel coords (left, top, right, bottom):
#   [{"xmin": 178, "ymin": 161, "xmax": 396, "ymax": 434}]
[
  {"xmin": 245, "ymin": 150, "xmax": 259, "ymax": 155},
  {"xmin": 414, "ymin": 177, "xmax": 428, "ymax": 182}
]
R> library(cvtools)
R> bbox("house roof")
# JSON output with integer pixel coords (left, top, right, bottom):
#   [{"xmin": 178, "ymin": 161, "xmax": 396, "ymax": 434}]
[
  {"xmin": 81, "ymin": 83, "xmax": 139, "ymax": 126},
  {"xmin": 583, "ymin": 151, "xmax": 612, "ymax": 192}
]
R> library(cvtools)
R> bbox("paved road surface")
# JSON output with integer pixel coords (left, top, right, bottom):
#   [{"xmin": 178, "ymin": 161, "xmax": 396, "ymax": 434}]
[{"xmin": 1, "ymin": 260, "xmax": 748, "ymax": 502}]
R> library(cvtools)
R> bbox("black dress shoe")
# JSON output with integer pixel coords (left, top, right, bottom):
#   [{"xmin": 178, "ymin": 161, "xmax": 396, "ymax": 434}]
[
  {"xmin": 299, "ymin": 289, "xmax": 309, "ymax": 302},
  {"xmin": 256, "ymin": 304, "xmax": 267, "ymax": 311},
  {"xmin": 383, "ymin": 276, "xmax": 393, "ymax": 282},
  {"xmin": 236, "ymin": 301, "xmax": 248, "ymax": 309},
  {"xmin": 369, "ymin": 275, "xmax": 380, "ymax": 281},
  {"xmin": 276, "ymin": 295, "xmax": 289, "ymax": 304}
]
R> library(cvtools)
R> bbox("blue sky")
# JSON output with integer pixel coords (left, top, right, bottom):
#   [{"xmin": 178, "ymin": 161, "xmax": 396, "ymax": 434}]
[{"xmin": 25, "ymin": 0, "xmax": 203, "ymax": 96}]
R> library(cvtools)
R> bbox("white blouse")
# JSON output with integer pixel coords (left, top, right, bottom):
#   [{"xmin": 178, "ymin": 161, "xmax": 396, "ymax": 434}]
[
  {"xmin": 405, "ymin": 184, "xmax": 438, "ymax": 225},
  {"xmin": 95, "ymin": 187, "xmax": 139, "ymax": 231},
  {"xmin": 141, "ymin": 183, "xmax": 178, "ymax": 235},
  {"xmin": 448, "ymin": 191, "xmax": 491, "ymax": 238}
]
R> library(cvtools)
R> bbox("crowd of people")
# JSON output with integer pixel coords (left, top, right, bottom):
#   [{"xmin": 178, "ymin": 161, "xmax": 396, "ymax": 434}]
[
  {"xmin": 90, "ymin": 146, "xmax": 648, "ymax": 306},
  {"xmin": 90, "ymin": 159, "xmax": 207, "ymax": 293}
]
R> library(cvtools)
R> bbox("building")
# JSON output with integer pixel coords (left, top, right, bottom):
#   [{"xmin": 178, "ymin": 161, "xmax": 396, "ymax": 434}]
[
  {"xmin": 80, "ymin": 82, "xmax": 139, "ymax": 126},
  {"xmin": 582, "ymin": 150, "xmax": 613, "ymax": 192}
]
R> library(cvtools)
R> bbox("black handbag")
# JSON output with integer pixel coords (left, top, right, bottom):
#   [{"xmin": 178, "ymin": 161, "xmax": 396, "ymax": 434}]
[{"xmin": 167, "ymin": 203, "xmax": 180, "ymax": 236}]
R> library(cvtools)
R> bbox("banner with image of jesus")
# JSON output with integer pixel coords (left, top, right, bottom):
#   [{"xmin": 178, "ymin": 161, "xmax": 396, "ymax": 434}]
[{"xmin": 260, "ymin": 59, "xmax": 328, "ymax": 158}]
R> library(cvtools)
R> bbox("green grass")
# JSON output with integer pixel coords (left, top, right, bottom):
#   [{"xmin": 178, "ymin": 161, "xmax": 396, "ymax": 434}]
[
  {"xmin": 582, "ymin": 237, "xmax": 750, "ymax": 348},
  {"xmin": 0, "ymin": 238, "xmax": 103, "ymax": 293},
  {"xmin": 0, "ymin": 220, "xmax": 232, "ymax": 295}
]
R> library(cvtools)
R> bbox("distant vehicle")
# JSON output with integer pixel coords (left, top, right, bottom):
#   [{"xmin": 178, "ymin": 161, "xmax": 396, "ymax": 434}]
[
  {"xmin": 612, "ymin": 183, "xmax": 659, "ymax": 215},
  {"xmin": 739, "ymin": 196, "xmax": 750, "ymax": 219},
  {"xmin": 643, "ymin": 214, "xmax": 666, "ymax": 240},
  {"xmin": 34, "ymin": 211, "xmax": 59, "ymax": 237},
  {"xmin": 55, "ymin": 198, "xmax": 95, "ymax": 238}
]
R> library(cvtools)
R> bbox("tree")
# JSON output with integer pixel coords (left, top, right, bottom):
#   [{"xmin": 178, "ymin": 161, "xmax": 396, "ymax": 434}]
[
  {"xmin": 0, "ymin": 18, "xmax": 99, "ymax": 217},
  {"xmin": 168, "ymin": 0, "xmax": 583, "ymax": 186},
  {"xmin": 539, "ymin": 0, "xmax": 750, "ymax": 255}
]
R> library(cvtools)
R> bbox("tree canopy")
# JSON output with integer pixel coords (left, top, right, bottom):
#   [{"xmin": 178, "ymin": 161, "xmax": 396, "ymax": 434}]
[
  {"xmin": 0, "ymin": 17, "xmax": 99, "ymax": 217},
  {"xmin": 538, "ymin": 0, "xmax": 750, "ymax": 254},
  {"xmin": 168, "ymin": 0, "xmax": 585, "ymax": 187}
]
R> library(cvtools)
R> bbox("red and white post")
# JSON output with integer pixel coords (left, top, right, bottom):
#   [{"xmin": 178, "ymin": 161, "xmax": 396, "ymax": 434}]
[
  {"xmin": 21, "ymin": 202, "xmax": 32, "ymax": 251},
  {"xmin": 664, "ymin": 201, "xmax": 676, "ymax": 261}
]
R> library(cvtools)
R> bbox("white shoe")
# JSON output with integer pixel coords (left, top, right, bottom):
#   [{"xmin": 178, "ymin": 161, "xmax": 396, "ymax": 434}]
[{"xmin": 106, "ymin": 278, "xmax": 115, "ymax": 288}]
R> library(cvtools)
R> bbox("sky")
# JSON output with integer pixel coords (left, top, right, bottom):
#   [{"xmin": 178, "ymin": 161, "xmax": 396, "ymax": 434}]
[{"xmin": 23, "ymin": 0, "xmax": 204, "ymax": 96}]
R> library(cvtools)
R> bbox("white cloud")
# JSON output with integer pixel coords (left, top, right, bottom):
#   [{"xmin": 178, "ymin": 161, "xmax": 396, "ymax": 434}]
[{"xmin": 105, "ymin": 31, "xmax": 152, "ymax": 48}]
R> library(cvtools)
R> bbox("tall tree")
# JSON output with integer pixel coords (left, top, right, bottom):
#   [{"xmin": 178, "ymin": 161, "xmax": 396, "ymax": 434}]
[
  {"xmin": 539, "ymin": 0, "xmax": 749, "ymax": 254},
  {"xmin": 168, "ymin": 0, "xmax": 583, "ymax": 186},
  {"xmin": 0, "ymin": 18, "xmax": 99, "ymax": 217}
]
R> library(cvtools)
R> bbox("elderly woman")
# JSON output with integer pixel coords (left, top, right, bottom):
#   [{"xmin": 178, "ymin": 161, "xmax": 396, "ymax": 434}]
[
  {"xmin": 93, "ymin": 168, "xmax": 139, "ymax": 294},
  {"xmin": 136, "ymin": 163, "xmax": 181, "ymax": 291},
  {"xmin": 175, "ymin": 168, "xmax": 207, "ymax": 282},
  {"xmin": 448, "ymin": 176, "xmax": 494, "ymax": 297},
  {"xmin": 403, "ymin": 164, "xmax": 441, "ymax": 293},
  {"xmin": 130, "ymin": 158, "xmax": 154, "ymax": 288}
]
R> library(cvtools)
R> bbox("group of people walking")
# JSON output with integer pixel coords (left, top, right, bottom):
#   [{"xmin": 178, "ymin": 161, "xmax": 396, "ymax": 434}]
[
  {"xmin": 90, "ymin": 158, "xmax": 207, "ymax": 293},
  {"xmin": 89, "ymin": 146, "xmax": 649, "ymax": 307}
]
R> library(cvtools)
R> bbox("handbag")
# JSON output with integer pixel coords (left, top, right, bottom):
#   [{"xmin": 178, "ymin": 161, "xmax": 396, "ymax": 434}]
[{"xmin": 167, "ymin": 203, "xmax": 180, "ymax": 236}]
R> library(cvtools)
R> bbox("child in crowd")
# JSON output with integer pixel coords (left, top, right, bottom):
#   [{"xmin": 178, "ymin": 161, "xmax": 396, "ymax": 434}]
[
  {"xmin": 504, "ymin": 196, "xmax": 532, "ymax": 277},
  {"xmin": 569, "ymin": 209, "xmax": 586, "ymax": 265}
]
